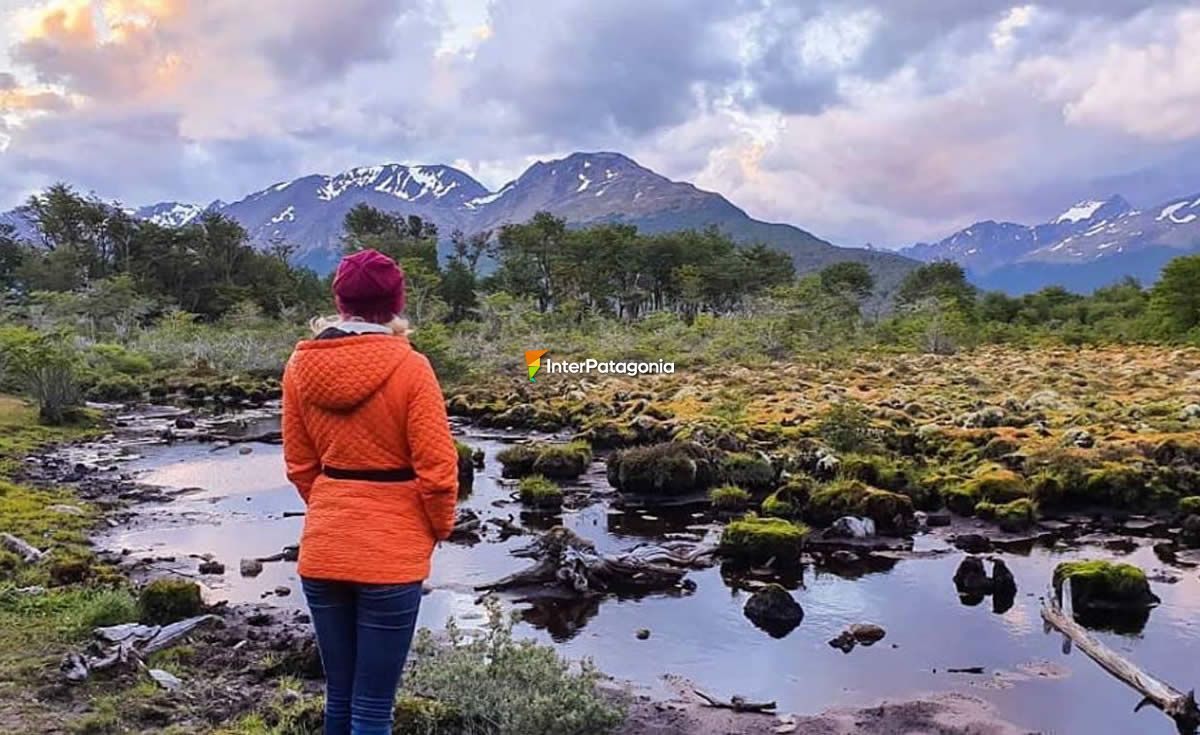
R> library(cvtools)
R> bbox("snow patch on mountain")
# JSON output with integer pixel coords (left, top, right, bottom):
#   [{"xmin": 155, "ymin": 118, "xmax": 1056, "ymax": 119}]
[{"xmin": 1055, "ymin": 200, "xmax": 1106, "ymax": 224}]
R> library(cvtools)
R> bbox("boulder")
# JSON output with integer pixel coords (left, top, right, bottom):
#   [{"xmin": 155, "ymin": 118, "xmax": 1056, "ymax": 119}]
[
  {"xmin": 743, "ymin": 584, "xmax": 804, "ymax": 637},
  {"xmin": 827, "ymin": 516, "xmax": 876, "ymax": 539},
  {"xmin": 240, "ymin": 559, "xmax": 264, "ymax": 577},
  {"xmin": 1053, "ymin": 560, "xmax": 1160, "ymax": 613},
  {"xmin": 951, "ymin": 534, "xmax": 993, "ymax": 554},
  {"xmin": 990, "ymin": 559, "xmax": 1017, "ymax": 600},
  {"xmin": 138, "ymin": 579, "xmax": 204, "ymax": 625},
  {"xmin": 849, "ymin": 623, "xmax": 886, "ymax": 645}
]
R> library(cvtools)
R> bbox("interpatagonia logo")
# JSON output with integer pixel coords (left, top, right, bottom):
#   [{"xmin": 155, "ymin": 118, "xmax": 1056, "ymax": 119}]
[
  {"xmin": 523, "ymin": 349, "xmax": 674, "ymax": 380},
  {"xmin": 525, "ymin": 350, "xmax": 548, "ymax": 382}
]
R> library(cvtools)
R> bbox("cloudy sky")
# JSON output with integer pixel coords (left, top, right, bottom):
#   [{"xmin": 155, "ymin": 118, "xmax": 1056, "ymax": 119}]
[{"xmin": 1, "ymin": 0, "xmax": 1198, "ymax": 248}]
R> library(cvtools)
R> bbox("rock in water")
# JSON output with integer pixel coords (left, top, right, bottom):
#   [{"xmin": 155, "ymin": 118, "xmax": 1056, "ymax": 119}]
[
  {"xmin": 828, "ymin": 516, "xmax": 876, "ymax": 539},
  {"xmin": 744, "ymin": 584, "xmax": 804, "ymax": 638},
  {"xmin": 240, "ymin": 559, "xmax": 264, "ymax": 577},
  {"xmin": 954, "ymin": 556, "xmax": 992, "ymax": 596},
  {"xmin": 829, "ymin": 631, "xmax": 857, "ymax": 653},
  {"xmin": 849, "ymin": 623, "xmax": 886, "ymax": 645},
  {"xmin": 951, "ymin": 534, "xmax": 992, "ymax": 554},
  {"xmin": 198, "ymin": 560, "xmax": 225, "ymax": 575}
]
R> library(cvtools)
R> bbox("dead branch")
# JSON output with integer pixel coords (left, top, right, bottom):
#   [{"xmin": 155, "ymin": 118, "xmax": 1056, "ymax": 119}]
[
  {"xmin": 693, "ymin": 689, "xmax": 777, "ymax": 713},
  {"xmin": 1042, "ymin": 581, "xmax": 1199, "ymax": 733}
]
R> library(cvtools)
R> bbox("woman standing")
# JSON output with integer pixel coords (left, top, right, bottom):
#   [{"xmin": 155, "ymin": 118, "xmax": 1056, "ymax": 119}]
[{"xmin": 281, "ymin": 249, "xmax": 459, "ymax": 735}]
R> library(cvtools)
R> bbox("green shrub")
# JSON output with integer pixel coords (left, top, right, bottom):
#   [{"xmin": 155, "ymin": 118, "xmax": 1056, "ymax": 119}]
[
  {"xmin": 1180, "ymin": 496, "xmax": 1200, "ymax": 516},
  {"xmin": 816, "ymin": 400, "xmax": 872, "ymax": 452},
  {"xmin": 518, "ymin": 475, "xmax": 563, "ymax": 509},
  {"xmin": 708, "ymin": 485, "xmax": 751, "ymax": 511},
  {"xmin": 720, "ymin": 453, "xmax": 776, "ymax": 493},
  {"xmin": 405, "ymin": 598, "xmax": 625, "ymax": 735},
  {"xmin": 138, "ymin": 578, "xmax": 204, "ymax": 625},
  {"xmin": 1084, "ymin": 463, "xmax": 1153, "ymax": 508},
  {"xmin": 719, "ymin": 515, "xmax": 809, "ymax": 564},
  {"xmin": 88, "ymin": 343, "xmax": 153, "ymax": 375},
  {"xmin": 86, "ymin": 373, "xmax": 143, "ymax": 402}
]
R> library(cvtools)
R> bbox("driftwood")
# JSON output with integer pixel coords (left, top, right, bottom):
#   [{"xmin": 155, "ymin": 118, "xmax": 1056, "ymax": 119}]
[
  {"xmin": 475, "ymin": 527, "xmax": 697, "ymax": 595},
  {"xmin": 485, "ymin": 515, "xmax": 526, "ymax": 540},
  {"xmin": 1042, "ymin": 581, "xmax": 1199, "ymax": 733},
  {"xmin": 63, "ymin": 615, "xmax": 220, "ymax": 683},
  {"xmin": 1, "ymin": 533, "xmax": 45, "ymax": 563},
  {"xmin": 693, "ymin": 689, "xmax": 776, "ymax": 713}
]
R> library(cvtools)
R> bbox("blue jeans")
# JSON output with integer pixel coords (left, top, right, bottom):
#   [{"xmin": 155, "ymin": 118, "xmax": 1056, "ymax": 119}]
[{"xmin": 301, "ymin": 578, "xmax": 423, "ymax": 735}]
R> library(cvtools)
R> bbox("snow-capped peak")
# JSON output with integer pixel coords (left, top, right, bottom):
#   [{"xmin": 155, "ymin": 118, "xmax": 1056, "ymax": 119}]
[
  {"xmin": 1055, "ymin": 200, "xmax": 1106, "ymax": 224},
  {"xmin": 137, "ymin": 202, "xmax": 205, "ymax": 228},
  {"xmin": 314, "ymin": 164, "xmax": 482, "ymax": 203}
]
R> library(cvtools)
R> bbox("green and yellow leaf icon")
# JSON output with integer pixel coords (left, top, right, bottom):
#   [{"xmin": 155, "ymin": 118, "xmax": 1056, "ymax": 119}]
[{"xmin": 525, "ymin": 350, "xmax": 548, "ymax": 382}]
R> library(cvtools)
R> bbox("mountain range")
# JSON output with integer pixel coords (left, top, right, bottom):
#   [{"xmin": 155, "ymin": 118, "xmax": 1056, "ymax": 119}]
[
  {"xmin": 900, "ymin": 192, "xmax": 1200, "ymax": 293},
  {"xmin": 114, "ymin": 151, "xmax": 917, "ymax": 289}
]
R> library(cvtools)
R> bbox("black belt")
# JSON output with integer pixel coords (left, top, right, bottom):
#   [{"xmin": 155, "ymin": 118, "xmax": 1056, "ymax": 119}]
[{"xmin": 321, "ymin": 465, "xmax": 416, "ymax": 482}]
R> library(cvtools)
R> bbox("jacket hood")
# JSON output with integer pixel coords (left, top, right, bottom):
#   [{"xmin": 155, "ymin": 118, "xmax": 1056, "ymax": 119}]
[{"xmin": 287, "ymin": 334, "xmax": 412, "ymax": 411}]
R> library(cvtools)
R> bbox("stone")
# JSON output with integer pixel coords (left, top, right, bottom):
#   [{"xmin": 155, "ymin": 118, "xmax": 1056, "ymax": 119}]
[
  {"xmin": 273, "ymin": 586, "xmax": 291, "ymax": 597},
  {"xmin": 636, "ymin": 628, "xmax": 651, "ymax": 640},
  {"xmin": 1180, "ymin": 404, "xmax": 1200, "ymax": 421},
  {"xmin": 240, "ymin": 559, "xmax": 264, "ymax": 577},
  {"xmin": 849, "ymin": 623, "xmax": 886, "ymax": 645},
  {"xmin": 239, "ymin": 446, "xmax": 253, "ymax": 455},
  {"xmin": 1062, "ymin": 428, "xmax": 1095, "ymax": 449},
  {"xmin": 198, "ymin": 560, "xmax": 225, "ymax": 575},
  {"xmin": 174, "ymin": 417, "xmax": 197, "ymax": 429},
  {"xmin": 743, "ymin": 584, "xmax": 804, "ymax": 637},
  {"xmin": 148, "ymin": 668, "xmax": 182, "ymax": 691},
  {"xmin": 951, "ymin": 534, "xmax": 993, "ymax": 554},
  {"xmin": 828, "ymin": 631, "xmax": 857, "ymax": 653},
  {"xmin": 925, "ymin": 513, "xmax": 952, "ymax": 528},
  {"xmin": 827, "ymin": 516, "xmax": 876, "ymax": 539}
]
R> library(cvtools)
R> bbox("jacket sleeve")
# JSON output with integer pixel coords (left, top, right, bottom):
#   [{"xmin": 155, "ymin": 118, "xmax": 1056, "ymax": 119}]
[
  {"xmin": 282, "ymin": 358, "xmax": 320, "ymax": 503},
  {"xmin": 407, "ymin": 354, "xmax": 459, "ymax": 540}
]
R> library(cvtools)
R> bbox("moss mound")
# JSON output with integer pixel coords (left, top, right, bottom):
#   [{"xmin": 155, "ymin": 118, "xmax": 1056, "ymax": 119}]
[
  {"xmin": 138, "ymin": 578, "xmax": 204, "ymax": 625},
  {"xmin": 607, "ymin": 441, "xmax": 717, "ymax": 496},
  {"xmin": 1179, "ymin": 496, "xmax": 1200, "ymax": 516},
  {"xmin": 965, "ymin": 467, "xmax": 1029, "ymax": 503},
  {"xmin": 1053, "ymin": 561, "xmax": 1160, "ymax": 612},
  {"xmin": 719, "ymin": 453, "xmax": 776, "ymax": 493},
  {"xmin": 806, "ymin": 479, "xmax": 914, "ymax": 532},
  {"xmin": 761, "ymin": 478, "xmax": 814, "ymax": 520},
  {"xmin": 719, "ymin": 516, "xmax": 809, "ymax": 564},
  {"xmin": 518, "ymin": 475, "xmax": 563, "ymax": 510},
  {"xmin": 709, "ymin": 485, "xmax": 751, "ymax": 511},
  {"xmin": 975, "ymin": 498, "xmax": 1037, "ymax": 532},
  {"xmin": 497, "ymin": 441, "xmax": 591, "ymax": 480}
]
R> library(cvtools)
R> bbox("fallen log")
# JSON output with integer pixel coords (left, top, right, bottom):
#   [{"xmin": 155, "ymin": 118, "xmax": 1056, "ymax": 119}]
[
  {"xmin": 201, "ymin": 431, "xmax": 283, "ymax": 445},
  {"xmin": 1042, "ymin": 581, "xmax": 1199, "ymax": 733},
  {"xmin": 692, "ymin": 689, "xmax": 776, "ymax": 713}
]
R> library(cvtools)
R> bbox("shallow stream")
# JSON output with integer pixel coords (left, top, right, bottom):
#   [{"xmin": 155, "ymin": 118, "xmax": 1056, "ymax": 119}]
[{"xmin": 85, "ymin": 411, "xmax": 1200, "ymax": 734}]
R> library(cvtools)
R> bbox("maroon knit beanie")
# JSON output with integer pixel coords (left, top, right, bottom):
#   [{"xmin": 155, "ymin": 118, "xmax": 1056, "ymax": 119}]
[{"xmin": 332, "ymin": 250, "xmax": 406, "ymax": 323}]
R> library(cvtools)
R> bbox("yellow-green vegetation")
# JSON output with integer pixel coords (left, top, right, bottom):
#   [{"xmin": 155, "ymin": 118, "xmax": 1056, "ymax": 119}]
[
  {"xmin": 965, "ymin": 467, "xmax": 1029, "ymax": 503},
  {"xmin": 719, "ymin": 515, "xmax": 809, "ymax": 564},
  {"xmin": 975, "ymin": 498, "xmax": 1037, "ymax": 532},
  {"xmin": 807, "ymin": 479, "xmax": 914, "ymax": 531},
  {"xmin": 761, "ymin": 478, "xmax": 813, "ymax": 520},
  {"xmin": 137, "ymin": 579, "xmax": 205, "ymax": 625},
  {"xmin": 1053, "ymin": 560, "xmax": 1160, "ymax": 611},
  {"xmin": 518, "ymin": 475, "xmax": 564, "ymax": 509},
  {"xmin": 497, "ymin": 441, "xmax": 592, "ymax": 480},
  {"xmin": 1180, "ymin": 496, "xmax": 1200, "ymax": 515},
  {"xmin": 708, "ymin": 485, "xmax": 752, "ymax": 511},
  {"xmin": 719, "ymin": 453, "xmax": 776, "ymax": 493}
]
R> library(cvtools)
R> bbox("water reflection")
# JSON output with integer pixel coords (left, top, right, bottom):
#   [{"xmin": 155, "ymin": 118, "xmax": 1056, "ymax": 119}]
[{"xmin": 92, "ymin": 427, "xmax": 1200, "ymax": 735}]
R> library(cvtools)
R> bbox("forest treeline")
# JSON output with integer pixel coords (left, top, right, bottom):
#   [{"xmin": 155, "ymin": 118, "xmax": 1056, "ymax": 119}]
[{"xmin": 2, "ymin": 183, "xmax": 1200, "ymax": 423}]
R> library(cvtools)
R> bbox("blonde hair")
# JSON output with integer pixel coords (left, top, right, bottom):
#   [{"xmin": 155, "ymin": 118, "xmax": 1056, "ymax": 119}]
[{"xmin": 309, "ymin": 314, "xmax": 411, "ymax": 337}]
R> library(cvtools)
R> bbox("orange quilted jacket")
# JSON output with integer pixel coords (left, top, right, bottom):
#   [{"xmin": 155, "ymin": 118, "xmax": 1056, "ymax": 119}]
[{"xmin": 281, "ymin": 333, "xmax": 458, "ymax": 583}]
